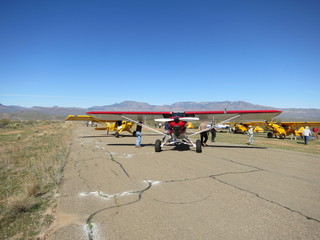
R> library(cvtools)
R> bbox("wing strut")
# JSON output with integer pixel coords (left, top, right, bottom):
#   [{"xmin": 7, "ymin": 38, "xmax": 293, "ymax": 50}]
[
  {"xmin": 121, "ymin": 115, "xmax": 165, "ymax": 136},
  {"xmin": 189, "ymin": 115, "xmax": 240, "ymax": 137}
]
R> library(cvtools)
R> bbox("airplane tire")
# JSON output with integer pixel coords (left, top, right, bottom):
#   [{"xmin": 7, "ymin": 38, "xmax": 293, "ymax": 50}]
[
  {"xmin": 267, "ymin": 132, "xmax": 273, "ymax": 138},
  {"xmin": 196, "ymin": 140, "xmax": 202, "ymax": 153},
  {"xmin": 280, "ymin": 133, "xmax": 286, "ymax": 139},
  {"xmin": 155, "ymin": 139, "xmax": 161, "ymax": 152},
  {"xmin": 133, "ymin": 131, "xmax": 136, "ymax": 137},
  {"xmin": 115, "ymin": 132, "xmax": 120, "ymax": 138}
]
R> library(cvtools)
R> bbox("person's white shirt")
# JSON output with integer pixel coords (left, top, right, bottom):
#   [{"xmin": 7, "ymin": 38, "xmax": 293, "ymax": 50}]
[{"xmin": 302, "ymin": 127, "xmax": 312, "ymax": 136}]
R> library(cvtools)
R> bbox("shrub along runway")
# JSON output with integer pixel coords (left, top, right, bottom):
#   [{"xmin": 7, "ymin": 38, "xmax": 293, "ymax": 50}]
[{"xmin": 47, "ymin": 124, "xmax": 320, "ymax": 240}]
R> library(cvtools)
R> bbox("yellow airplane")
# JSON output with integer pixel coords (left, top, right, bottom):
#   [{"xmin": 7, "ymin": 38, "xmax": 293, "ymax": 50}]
[
  {"xmin": 265, "ymin": 121, "xmax": 320, "ymax": 139},
  {"xmin": 230, "ymin": 122, "xmax": 264, "ymax": 134},
  {"xmin": 105, "ymin": 121, "xmax": 135, "ymax": 137},
  {"xmin": 65, "ymin": 115, "xmax": 135, "ymax": 137},
  {"xmin": 229, "ymin": 121, "xmax": 320, "ymax": 139},
  {"xmin": 186, "ymin": 122, "xmax": 194, "ymax": 129}
]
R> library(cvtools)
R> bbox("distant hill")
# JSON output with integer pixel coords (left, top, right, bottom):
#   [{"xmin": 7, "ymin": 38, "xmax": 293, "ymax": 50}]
[
  {"xmin": 88, "ymin": 101, "xmax": 274, "ymax": 111},
  {"xmin": 0, "ymin": 104, "xmax": 25, "ymax": 113},
  {"xmin": 0, "ymin": 103, "xmax": 87, "ymax": 121},
  {"xmin": 1, "ymin": 101, "xmax": 320, "ymax": 121}
]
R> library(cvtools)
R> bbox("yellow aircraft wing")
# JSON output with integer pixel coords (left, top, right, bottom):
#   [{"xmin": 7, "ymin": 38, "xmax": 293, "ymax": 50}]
[
  {"xmin": 65, "ymin": 115, "xmax": 94, "ymax": 121},
  {"xmin": 65, "ymin": 115, "xmax": 136, "ymax": 137},
  {"xmin": 280, "ymin": 122, "xmax": 320, "ymax": 128},
  {"xmin": 65, "ymin": 115, "xmax": 112, "ymax": 123}
]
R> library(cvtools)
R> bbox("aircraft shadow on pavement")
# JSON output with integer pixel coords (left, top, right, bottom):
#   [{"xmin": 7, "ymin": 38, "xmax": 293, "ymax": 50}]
[
  {"xmin": 79, "ymin": 135, "xmax": 119, "ymax": 138},
  {"xmin": 107, "ymin": 143, "xmax": 155, "ymax": 147},
  {"xmin": 79, "ymin": 133, "xmax": 160, "ymax": 138},
  {"xmin": 106, "ymin": 143, "xmax": 192, "ymax": 152},
  {"xmin": 167, "ymin": 144, "xmax": 191, "ymax": 151},
  {"xmin": 205, "ymin": 144, "xmax": 267, "ymax": 149}
]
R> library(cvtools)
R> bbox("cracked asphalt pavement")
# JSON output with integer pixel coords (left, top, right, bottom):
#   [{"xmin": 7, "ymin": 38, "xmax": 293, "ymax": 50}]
[{"xmin": 47, "ymin": 124, "xmax": 320, "ymax": 240}]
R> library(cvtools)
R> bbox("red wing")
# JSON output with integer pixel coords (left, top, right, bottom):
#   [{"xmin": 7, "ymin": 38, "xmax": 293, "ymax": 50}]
[
  {"xmin": 86, "ymin": 111, "xmax": 172, "ymax": 121},
  {"xmin": 186, "ymin": 110, "xmax": 281, "ymax": 122}
]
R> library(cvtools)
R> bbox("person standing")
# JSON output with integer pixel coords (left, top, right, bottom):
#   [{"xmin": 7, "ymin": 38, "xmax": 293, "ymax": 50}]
[
  {"xmin": 210, "ymin": 123, "xmax": 217, "ymax": 142},
  {"xmin": 198, "ymin": 121, "xmax": 208, "ymax": 146},
  {"xmin": 247, "ymin": 125, "xmax": 254, "ymax": 145},
  {"xmin": 313, "ymin": 127, "xmax": 319, "ymax": 140},
  {"xmin": 288, "ymin": 126, "xmax": 297, "ymax": 140},
  {"xmin": 162, "ymin": 122, "xmax": 170, "ymax": 141},
  {"xmin": 302, "ymin": 126, "xmax": 312, "ymax": 145},
  {"xmin": 135, "ymin": 121, "xmax": 143, "ymax": 148}
]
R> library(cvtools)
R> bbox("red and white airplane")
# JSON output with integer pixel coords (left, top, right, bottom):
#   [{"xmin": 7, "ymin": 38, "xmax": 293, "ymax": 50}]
[{"xmin": 86, "ymin": 110, "xmax": 281, "ymax": 153}]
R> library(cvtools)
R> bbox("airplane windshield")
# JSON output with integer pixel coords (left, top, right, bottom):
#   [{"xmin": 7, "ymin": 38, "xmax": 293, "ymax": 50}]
[{"xmin": 172, "ymin": 112, "xmax": 185, "ymax": 117}]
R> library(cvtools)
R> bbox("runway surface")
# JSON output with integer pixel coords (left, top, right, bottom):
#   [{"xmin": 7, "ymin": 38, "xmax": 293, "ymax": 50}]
[{"xmin": 47, "ymin": 125, "xmax": 320, "ymax": 240}]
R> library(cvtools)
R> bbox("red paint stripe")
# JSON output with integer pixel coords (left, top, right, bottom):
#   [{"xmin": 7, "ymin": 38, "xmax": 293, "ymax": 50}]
[
  {"xmin": 185, "ymin": 110, "xmax": 282, "ymax": 114},
  {"xmin": 86, "ymin": 111, "xmax": 172, "ymax": 115}
]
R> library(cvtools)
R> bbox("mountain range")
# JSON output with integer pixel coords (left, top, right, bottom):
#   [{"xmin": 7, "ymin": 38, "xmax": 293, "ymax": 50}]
[{"xmin": 1, "ymin": 101, "xmax": 320, "ymax": 121}]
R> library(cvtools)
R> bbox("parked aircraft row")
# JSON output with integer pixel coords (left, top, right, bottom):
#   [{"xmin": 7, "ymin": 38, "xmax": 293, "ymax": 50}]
[
  {"xmin": 229, "ymin": 121, "xmax": 320, "ymax": 139},
  {"xmin": 66, "ymin": 109, "xmax": 282, "ymax": 153}
]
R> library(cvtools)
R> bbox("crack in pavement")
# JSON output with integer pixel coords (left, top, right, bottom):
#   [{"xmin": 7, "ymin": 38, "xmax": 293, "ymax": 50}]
[
  {"xmin": 82, "ymin": 171, "xmax": 259, "ymax": 239},
  {"xmin": 207, "ymin": 155, "xmax": 320, "ymax": 223},
  {"xmin": 210, "ymin": 169, "xmax": 263, "ymax": 178},
  {"xmin": 218, "ymin": 157, "xmax": 264, "ymax": 171},
  {"xmin": 106, "ymin": 151, "xmax": 130, "ymax": 177},
  {"xmin": 218, "ymin": 156, "xmax": 319, "ymax": 185},
  {"xmin": 83, "ymin": 168, "xmax": 320, "ymax": 240},
  {"xmin": 74, "ymin": 157, "xmax": 104, "ymax": 190},
  {"xmin": 85, "ymin": 180, "xmax": 152, "ymax": 240},
  {"xmin": 76, "ymin": 140, "xmax": 320, "ymax": 239},
  {"xmin": 209, "ymin": 172, "xmax": 320, "ymax": 224},
  {"xmin": 80, "ymin": 189, "xmax": 142, "ymax": 199},
  {"xmin": 152, "ymin": 171, "xmax": 262, "ymax": 205},
  {"xmin": 79, "ymin": 136, "xmax": 149, "ymax": 180}
]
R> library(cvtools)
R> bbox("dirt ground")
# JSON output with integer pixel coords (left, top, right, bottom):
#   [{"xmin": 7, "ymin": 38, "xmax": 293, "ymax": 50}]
[{"xmin": 46, "ymin": 124, "xmax": 320, "ymax": 240}]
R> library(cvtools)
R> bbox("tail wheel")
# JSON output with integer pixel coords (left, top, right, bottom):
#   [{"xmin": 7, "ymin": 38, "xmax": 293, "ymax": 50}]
[
  {"xmin": 280, "ymin": 133, "xmax": 286, "ymax": 139},
  {"xmin": 267, "ymin": 132, "xmax": 273, "ymax": 138},
  {"xmin": 155, "ymin": 139, "xmax": 161, "ymax": 152},
  {"xmin": 196, "ymin": 140, "xmax": 202, "ymax": 153}
]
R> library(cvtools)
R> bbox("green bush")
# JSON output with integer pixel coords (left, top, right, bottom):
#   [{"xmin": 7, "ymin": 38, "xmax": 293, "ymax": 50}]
[
  {"xmin": 0, "ymin": 119, "xmax": 54, "ymax": 129},
  {"xmin": 0, "ymin": 119, "xmax": 10, "ymax": 128}
]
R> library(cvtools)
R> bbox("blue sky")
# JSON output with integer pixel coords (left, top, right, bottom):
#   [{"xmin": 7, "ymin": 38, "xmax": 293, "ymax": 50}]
[{"xmin": 1, "ymin": 0, "xmax": 319, "ymax": 109}]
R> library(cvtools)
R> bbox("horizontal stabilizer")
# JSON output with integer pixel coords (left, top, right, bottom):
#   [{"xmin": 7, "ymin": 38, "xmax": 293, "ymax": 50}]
[
  {"xmin": 180, "ymin": 117, "xmax": 199, "ymax": 121},
  {"xmin": 154, "ymin": 118, "xmax": 174, "ymax": 122},
  {"xmin": 155, "ymin": 117, "xmax": 199, "ymax": 122}
]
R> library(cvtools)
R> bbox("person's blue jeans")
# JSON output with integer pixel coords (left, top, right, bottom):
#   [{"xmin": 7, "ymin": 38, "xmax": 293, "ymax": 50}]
[
  {"xmin": 135, "ymin": 131, "xmax": 141, "ymax": 146},
  {"xmin": 249, "ymin": 134, "xmax": 254, "ymax": 144},
  {"xmin": 304, "ymin": 136, "xmax": 309, "ymax": 145}
]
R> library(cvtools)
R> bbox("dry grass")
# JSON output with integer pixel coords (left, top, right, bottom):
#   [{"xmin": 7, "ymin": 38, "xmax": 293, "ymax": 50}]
[
  {"xmin": 0, "ymin": 121, "xmax": 73, "ymax": 239},
  {"xmin": 6, "ymin": 195, "xmax": 35, "ymax": 217}
]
